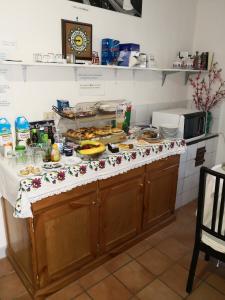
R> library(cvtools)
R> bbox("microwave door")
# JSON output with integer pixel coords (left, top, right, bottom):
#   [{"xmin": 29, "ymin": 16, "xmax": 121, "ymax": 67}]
[{"xmin": 184, "ymin": 114, "xmax": 205, "ymax": 139}]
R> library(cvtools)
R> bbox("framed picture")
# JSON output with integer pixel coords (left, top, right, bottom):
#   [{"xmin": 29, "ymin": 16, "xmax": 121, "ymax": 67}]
[
  {"xmin": 69, "ymin": 0, "xmax": 143, "ymax": 18},
  {"xmin": 61, "ymin": 19, "xmax": 92, "ymax": 60}
]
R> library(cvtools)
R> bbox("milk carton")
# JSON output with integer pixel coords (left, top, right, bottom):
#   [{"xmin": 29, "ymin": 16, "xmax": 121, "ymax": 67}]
[
  {"xmin": 0, "ymin": 117, "xmax": 12, "ymax": 146},
  {"xmin": 15, "ymin": 116, "xmax": 30, "ymax": 147}
]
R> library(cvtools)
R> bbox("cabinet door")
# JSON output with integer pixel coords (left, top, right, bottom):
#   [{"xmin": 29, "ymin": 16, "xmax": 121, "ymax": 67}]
[
  {"xmin": 143, "ymin": 161, "xmax": 179, "ymax": 229},
  {"xmin": 99, "ymin": 168, "xmax": 144, "ymax": 253},
  {"xmin": 34, "ymin": 189, "xmax": 98, "ymax": 287}
]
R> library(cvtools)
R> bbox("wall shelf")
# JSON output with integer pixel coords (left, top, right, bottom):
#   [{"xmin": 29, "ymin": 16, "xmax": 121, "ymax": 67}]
[{"xmin": 0, "ymin": 60, "xmax": 208, "ymax": 85}]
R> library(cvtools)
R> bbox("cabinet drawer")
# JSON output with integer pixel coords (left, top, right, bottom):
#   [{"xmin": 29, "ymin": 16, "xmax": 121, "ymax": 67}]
[
  {"xmin": 99, "ymin": 167, "xmax": 145, "ymax": 189},
  {"xmin": 32, "ymin": 182, "xmax": 98, "ymax": 213},
  {"xmin": 146, "ymin": 155, "xmax": 180, "ymax": 173}
]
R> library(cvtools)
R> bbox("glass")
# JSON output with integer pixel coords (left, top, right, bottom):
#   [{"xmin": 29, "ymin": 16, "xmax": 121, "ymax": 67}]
[
  {"xmin": 42, "ymin": 55, "xmax": 50, "ymax": 63},
  {"xmin": 16, "ymin": 152, "xmax": 26, "ymax": 166},
  {"xmin": 56, "ymin": 54, "xmax": 63, "ymax": 63},
  {"xmin": 66, "ymin": 53, "xmax": 75, "ymax": 64},
  {"xmin": 34, "ymin": 151, "xmax": 43, "ymax": 165},
  {"xmin": 25, "ymin": 152, "xmax": 34, "ymax": 166},
  {"xmin": 48, "ymin": 53, "xmax": 55, "ymax": 63},
  {"xmin": 33, "ymin": 53, "xmax": 43, "ymax": 63},
  {"xmin": 42, "ymin": 143, "xmax": 52, "ymax": 162}
]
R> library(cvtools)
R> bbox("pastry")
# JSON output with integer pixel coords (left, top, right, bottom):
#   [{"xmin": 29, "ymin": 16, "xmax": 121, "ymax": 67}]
[
  {"xmin": 119, "ymin": 144, "xmax": 134, "ymax": 150},
  {"xmin": 112, "ymin": 128, "xmax": 123, "ymax": 134},
  {"xmin": 19, "ymin": 169, "xmax": 30, "ymax": 176}
]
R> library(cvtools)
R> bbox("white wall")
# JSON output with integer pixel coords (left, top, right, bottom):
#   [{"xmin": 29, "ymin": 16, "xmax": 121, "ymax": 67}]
[
  {"xmin": 193, "ymin": 0, "xmax": 225, "ymax": 163},
  {"xmin": 0, "ymin": 0, "xmax": 198, "ymax": 257}
]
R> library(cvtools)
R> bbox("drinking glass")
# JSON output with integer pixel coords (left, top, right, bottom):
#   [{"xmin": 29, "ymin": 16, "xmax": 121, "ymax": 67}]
[
  {"xmin": 33, "ymin": 53, "xmax": 43, "ymax": 63},
  {"xmin": 34, "ymin": 151, "xmax": 43, "ymax": 166}
]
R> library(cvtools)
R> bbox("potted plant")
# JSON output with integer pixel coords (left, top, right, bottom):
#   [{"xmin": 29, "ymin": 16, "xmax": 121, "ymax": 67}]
[{"xmin": 189, "ymin": 62, "xmax": 225, "ymax": 133}]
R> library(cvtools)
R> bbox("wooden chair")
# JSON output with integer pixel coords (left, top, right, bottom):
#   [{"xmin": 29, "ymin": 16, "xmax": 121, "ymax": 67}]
[{"xmin": 186, "ymin": 166, "xmax": 225, "ymax": 293}]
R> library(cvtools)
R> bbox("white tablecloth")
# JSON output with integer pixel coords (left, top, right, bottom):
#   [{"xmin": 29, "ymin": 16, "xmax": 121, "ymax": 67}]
[{"xmin": 0, "ymin": 139, "xmax": 186, "ymax": 218}]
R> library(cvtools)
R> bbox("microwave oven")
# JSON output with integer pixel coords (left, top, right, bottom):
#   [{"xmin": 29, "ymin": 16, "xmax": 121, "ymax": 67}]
[{"xmin": 152, "ymin": 108, "xmax": 206, "ymax": 142}]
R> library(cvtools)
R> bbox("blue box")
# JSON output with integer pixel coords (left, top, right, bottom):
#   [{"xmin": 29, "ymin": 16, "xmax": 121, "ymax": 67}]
[
  {"xmin": 119, "ymin": 43, "xmax": 140, "ymax": 52},
  {"xmin": 117, "ymin": 43, "xmax": 140, "ymax": 67},
  {"xmin": 101, "ymin": 39, "xmax": 120, "ymax": 65}
]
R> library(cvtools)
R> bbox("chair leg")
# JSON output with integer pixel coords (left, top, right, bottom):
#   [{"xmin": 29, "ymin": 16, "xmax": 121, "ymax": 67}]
[
  {"xmin": 186, "ymin": 245, "xmax": 200, "ymax": 293},
  {"xmin": 205, "ymin": 253, "xmax": 210, "ymax": 261}
]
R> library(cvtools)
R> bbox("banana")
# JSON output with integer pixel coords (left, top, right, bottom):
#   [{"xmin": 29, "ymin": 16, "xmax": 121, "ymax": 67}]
[{"xmin": 78, "ymin": 140, "xmax": 106, "ymax": 155}]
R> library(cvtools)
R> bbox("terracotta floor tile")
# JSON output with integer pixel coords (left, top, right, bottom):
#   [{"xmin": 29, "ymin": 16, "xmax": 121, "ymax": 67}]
[
  {"xmin": 74, "ymin": 292, "xmax": 91, "ymax": 300},
  {"xmin": 47, "ymin": 281, "xmax": 84, "ymax": 300},
  {"xmin": 0, "ymin": 272, "xmax": 27, "ymax": 300},
  {"xmin": 145, "ymin": 228, "xmax": 173, "ymax": 247},
  {"xmin": 137, "ymin": 248, "xmax": 173, "ymax": 276},
  {"xmin": 206, "ymin": 273, "xmax": 225, "ymax": 295},
  {"xmin": 160, "ymin": 264, "xmax": 200, "ymax": 298},
  {"xmin": 178, "ymin": 252, "xmax": 210, "ymax": 279},
  {"xmin": 0, "ymin": 257, "xmax": 14, "ymax": 278},
  {"xmin": 137, "ymin": 279, "xmax": 182, "ymax": 300},
  {"xmin": 186, "ymin": 282, "xmax": 225, "ymax": 300},
  {"xmin": 156, "ymin": 237, "xmax": 189, "ymax": 261},
  {"xmin": 172, "ymin": 223, "xmax": 195, "ymax": 250},
  {"xmin": 114, "ymin": 261, "xmax": 154, "ymax": 294},
  {"xmin": 87, "ymin": 275, "xmax": 132, "ymax": 300},
  {"xmin": 126, "ymin": 239, "xmax": 152, "ymax": 258},
  {"xmin": 104, "ymin": 252, "xmax": 132, "ymax": 273},
  {"xmin": 207, "ymin": 259, "xmax": 225, "ymax": 279},
  {"xmin": 78, "ymin": 265, "xmax": 109, "ymax": 290},
  {"xmin": 14, "ymin": 293, "xmax": 32, "ymax": 300}
]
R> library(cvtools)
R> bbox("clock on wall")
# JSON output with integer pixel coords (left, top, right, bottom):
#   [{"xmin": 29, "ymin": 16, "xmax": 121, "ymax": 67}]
[{"xmin": 61, "ymin": 19, "xmax": 92, "ymax": 61}]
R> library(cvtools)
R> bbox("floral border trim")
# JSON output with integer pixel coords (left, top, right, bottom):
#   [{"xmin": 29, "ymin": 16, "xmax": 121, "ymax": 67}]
[{"xmin": 14, "ymin": 139, "xmax": 185, "ymax": 217}]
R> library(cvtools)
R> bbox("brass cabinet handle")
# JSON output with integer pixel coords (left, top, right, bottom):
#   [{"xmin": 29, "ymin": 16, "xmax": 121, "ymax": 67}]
[
  {"xmin": 147, "ymin": 181, "xmax": 151, "ymax": 185},
  {"xmin": 92, "ymin": 201, "xmax": 97, "ymax": 206}
]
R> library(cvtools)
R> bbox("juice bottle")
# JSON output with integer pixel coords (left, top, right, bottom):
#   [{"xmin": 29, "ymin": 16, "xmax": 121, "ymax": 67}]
[{"xmin": 51, "ymin": 144, "xmax": 60, "ymax": 162}]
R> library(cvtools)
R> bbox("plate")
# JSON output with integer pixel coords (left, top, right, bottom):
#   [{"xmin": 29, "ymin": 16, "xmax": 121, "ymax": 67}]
[
  {"xmin": 42, "ymin": 162, "xmax": 64, "ymax": 171},
  {"xmin": 134, "ymin": 139, "xmax": 151, "ymax": 147},
  {"xmin": 62, "ymin": 156, "xmax": 82, "ymax": 166},
  {"xmin": 18, "ymin": 166, "xmax": 43, "ymax": 177}
]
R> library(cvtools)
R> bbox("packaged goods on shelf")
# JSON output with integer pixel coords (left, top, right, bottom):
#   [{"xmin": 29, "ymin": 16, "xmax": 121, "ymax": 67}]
[
  {"xmin": 101, "ymin": 38, "xmax": 120, "ymax": 65},
  {"xmin": 117, "ymin": 43, "xmax": 140, "ymax": 67}
]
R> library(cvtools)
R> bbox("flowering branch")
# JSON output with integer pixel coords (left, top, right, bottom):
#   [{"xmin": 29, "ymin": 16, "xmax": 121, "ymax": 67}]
[{"xmin": 189, "ymin": 62, "xmax": 225, "ymax": 111}]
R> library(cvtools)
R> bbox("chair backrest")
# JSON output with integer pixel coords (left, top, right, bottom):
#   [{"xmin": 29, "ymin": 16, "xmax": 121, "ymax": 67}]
[{"xmin": 196, "ymin": 166, "xmax": 225, "ymax": 242}]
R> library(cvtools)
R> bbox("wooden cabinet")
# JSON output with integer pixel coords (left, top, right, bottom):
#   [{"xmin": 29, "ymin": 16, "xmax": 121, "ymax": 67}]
[
  {"xmin": 143, "ymin": 155, "xmax": 179, "ymax": 229},
  {"xmin": 2, "ymin": 156, "xmax": 180, "ymax": 299},
  {"xmin": 99, "ymin": 167, "xmax": 145, "ymax": 253},
  {"xmin": 33, "ymin": 183, "xmax": 98, "ymax": 287}
]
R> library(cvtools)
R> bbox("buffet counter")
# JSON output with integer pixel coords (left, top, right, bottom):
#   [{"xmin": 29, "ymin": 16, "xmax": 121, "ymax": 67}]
[
  {"xmin": 1, "ymin": 139, "xmax": 185, "ymax": 300},
  {"xmin": 0, "ymin": 139, "xmax": 185, "ymax": 218}
]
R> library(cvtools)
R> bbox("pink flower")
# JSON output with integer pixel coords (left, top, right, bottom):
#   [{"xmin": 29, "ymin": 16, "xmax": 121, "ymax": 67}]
[
  {"xmin": 57, "ymin": 171, "xmax": 65, "ymax": 181},
  {"xmin": 146, "ymin": 148, "xmax": 150, "ymax": 156},
  {"xmin": 116, "ymin": 156, "xmax": 122, "ymax": 164},
  {"xmin": 80, "ymin": 165, "xmax": 87, "ymax": 175},
  {"xmin": 131, "ymin": 152, "xmax": 137, "ymax": 160},
  {"xmin": 99, "ymin": 160, "xmax": 106, "ymax": 169},
  {"xmin": 32, "ymin": 178, "xmax": 41, "ymax": 189},
  {"xmin": 181, "ymin": 140, "xmax": 186, "ymax": 146}
]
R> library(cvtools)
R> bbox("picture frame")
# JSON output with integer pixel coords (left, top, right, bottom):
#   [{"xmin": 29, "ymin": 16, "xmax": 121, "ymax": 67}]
[
  {"xmin": 68, "ymin": 0, "xmax": 143, "ymax": 18},
  {"xmin": 61, "ymin": 19, "xmax": 92, "ymax": 61}
]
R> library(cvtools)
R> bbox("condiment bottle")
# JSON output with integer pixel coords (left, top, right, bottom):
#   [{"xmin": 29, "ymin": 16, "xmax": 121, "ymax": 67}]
[
  {"xmin": 31, "ymin": 129, "xmax": 38, "ymax": 144},
  {"xmin": 48, "ymin": 126, "xmax": 55, "ymax": 144},
  {"xmin": 51, "ymin": 143, "xmax": 60, "ymax": 162},
  {"xmin": 4, "ymin": 142, "xmax": 13, "ymax": 158}
]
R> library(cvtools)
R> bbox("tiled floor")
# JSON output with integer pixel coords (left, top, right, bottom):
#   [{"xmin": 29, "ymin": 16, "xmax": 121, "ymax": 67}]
[{"xmin": 1, "ymin": 201, "xmax": 225, "ymax": 300}]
